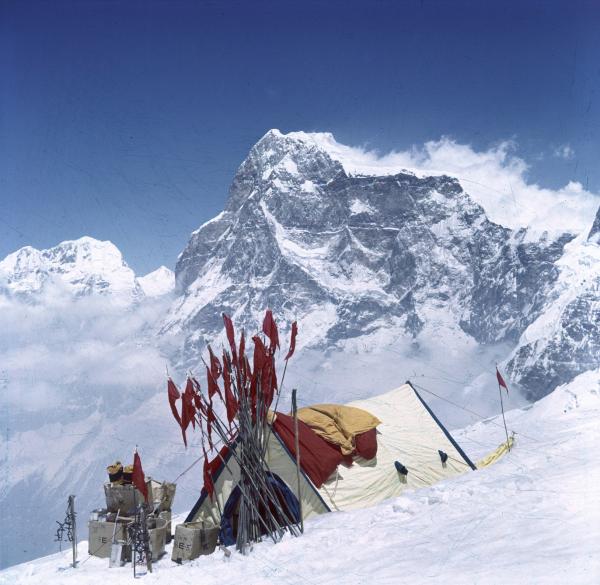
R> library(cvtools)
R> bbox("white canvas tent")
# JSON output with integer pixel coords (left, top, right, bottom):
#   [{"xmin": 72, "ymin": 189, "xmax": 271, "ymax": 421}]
[{"xmin": 186, "ymin": 382, "xmax": 475, "ymax": 530}]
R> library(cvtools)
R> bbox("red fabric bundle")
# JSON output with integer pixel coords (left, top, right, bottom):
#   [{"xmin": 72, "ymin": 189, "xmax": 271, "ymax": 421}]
[
  {"xmin": 272, "ymin": 412, "xmax": 344, "ymax": 488},
  {"xmin": 354, "ymin": 428, "xmax": 378, "ymax": 460}
]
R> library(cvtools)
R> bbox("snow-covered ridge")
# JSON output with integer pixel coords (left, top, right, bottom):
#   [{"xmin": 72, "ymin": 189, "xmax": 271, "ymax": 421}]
[
  {"xmin": 171, "ymin": 128, "xmax": 584, "ymax": 403},
  {"xmin": 264, "ymin": 129, "xmax": 600, "ymax": 237},
  {"xmin": 0, "ymin": 236, "xmax": 174, "ymax": 301},
  {"xmin": 0, "ymin": 236, "xmax": 141, "ymax": 299},
  {"xmin": 137, "ymin": 266, "xmax": 175, "ymax": 297}
]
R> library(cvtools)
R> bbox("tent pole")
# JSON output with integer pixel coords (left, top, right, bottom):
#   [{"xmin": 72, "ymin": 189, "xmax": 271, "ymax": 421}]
[
  {"xmin": 292, "ymin": 389, "xmax": 304, "ymax": 534},
  {"xmin": 497, "ymin": 383, "xmax": 511, "ymax": 452}
]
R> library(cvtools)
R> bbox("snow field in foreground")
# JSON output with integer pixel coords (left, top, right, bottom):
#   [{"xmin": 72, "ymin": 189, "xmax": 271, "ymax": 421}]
[{"xmin": 2, "ymin": 369, "xmax": 599, "ymax": 585}]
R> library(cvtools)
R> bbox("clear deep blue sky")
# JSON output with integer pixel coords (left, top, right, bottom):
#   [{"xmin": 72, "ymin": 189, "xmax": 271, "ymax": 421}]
[{"xmin": 1, "ymin": 0, "xmax": 598, "ymax": 274}]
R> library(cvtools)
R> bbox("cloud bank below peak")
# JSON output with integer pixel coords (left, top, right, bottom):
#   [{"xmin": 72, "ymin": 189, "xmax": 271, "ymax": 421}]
[{"xmin": 282, "ymin": 131, "xmax": 599, "ymax": 238}]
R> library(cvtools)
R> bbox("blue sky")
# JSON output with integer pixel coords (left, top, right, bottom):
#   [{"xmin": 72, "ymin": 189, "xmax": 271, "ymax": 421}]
[{"xmin": 1, "ymin": 0, "xmax": 598, "ymax": 274}]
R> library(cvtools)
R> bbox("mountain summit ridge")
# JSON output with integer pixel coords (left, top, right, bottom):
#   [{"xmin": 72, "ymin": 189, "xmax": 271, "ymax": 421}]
[{"xmin": 166, "ymin": 130, "xmax": 586, "ymax": 399}]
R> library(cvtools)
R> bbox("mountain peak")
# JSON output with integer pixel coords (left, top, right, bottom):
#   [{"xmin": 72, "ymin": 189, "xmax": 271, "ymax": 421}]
[
  {"xmin": 0, "ymin": 236, "xmax": 141, "ymax": 299},
  {"xmin": 137, "ymin": 265, "xmax": 175, "ymax": 297}
]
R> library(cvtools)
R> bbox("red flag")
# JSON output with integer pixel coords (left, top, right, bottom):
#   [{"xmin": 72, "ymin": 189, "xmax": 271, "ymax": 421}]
[
  {"xmin": 284, "ymin": 321, "xmax": 298, "ymax": 361},
  {"xmin": 238, "ymin": 330, "xmax": 245, "ymax": 364},
  {"xmin": 207, "ymin": 347, "xmax": 223, "ymax": 400},
  {"xmin": 207, "ymin": 365, "xmax": 222, "ymax": 400},
  {"xmin": 167, "ymin": 379, "xmax": 182, "ymax": 428},
  {"xmin": 206, "ymin": 398, "xmax": 216, "ymax": 450},
  {"xmin": 208, "ymin": 346, "xmax": 222, "ymax": 378},
  {"xmin": 496, "ymin": 367, "xmax": 509, "ymax": 394},
  {"xmin": 223, "ymin": 351, "xmax": 238, "ymax": 424},
  {"xmin": 252, "ymin": 335, "xmax": 268, "ymax": 372},
  {"xmin": 222, "ymin": 313, "xmax": 238, "ymax": 366},
  {"xmin": 202, "ymin": 447, "xmax": 215, "ymax": 500},
  {"xmin": 261, "ymin": 355, "xmax": 277, "ymax": 410},
  {"xmin": 180, "ymin": 378, "xmax": 197, "ymax": 447},
  {"xmin": 237, "ymin": 331, "xmax": 246, "ymax": 390},
  {"xmin": 192, "ymin": 378, "xmax": 208, "ymax": 417},
  {"xmin": 262, "ymin": 309, "xmax": 280, "ymax": 351},
  {"xmin": 132, "ymin": 451, "xmax": 148, "ymax": 502}
]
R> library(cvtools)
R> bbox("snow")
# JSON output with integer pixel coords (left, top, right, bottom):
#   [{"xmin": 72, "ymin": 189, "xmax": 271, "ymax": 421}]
[
  {"xmin": 137, "ymin": 267, "xmax": 175, "ymax": 297},
  {"xmin": 0, "ymin": 236, "xmax": 141, "ymax": 301},
  {"xmin": 3, "ymin": 370, "xmax": 598, "ymax": 585},
  {"xmin": 510, "ymin": 233, "xmax": 600, "ymax": 357},
  {"xmin": 189, "ymin": 212, "xmax": 225, "ymax": 237},
  {"xmin": 260, "ymin": 200, "xmax": 391, "ymax": 297},
  {"xmin": 349, "ymin": 199, "xmax": 374, "ymax": 215}
]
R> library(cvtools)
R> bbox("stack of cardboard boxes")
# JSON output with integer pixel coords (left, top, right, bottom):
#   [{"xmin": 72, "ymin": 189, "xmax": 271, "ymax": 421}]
[{"xmin": 88, "ymin": 462, "xmax": 176, "ymax": 563}]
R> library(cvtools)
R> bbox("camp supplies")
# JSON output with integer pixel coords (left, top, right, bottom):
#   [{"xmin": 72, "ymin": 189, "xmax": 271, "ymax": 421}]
[
  {"xmin": 104, "ymin": 483, "xmax": 145, "ymax": 516},
  {"xmin": 158, "ymin": 510, "xmax": 172, "ymax": 543},
  {"xmin": 122, "ymin": 465, "xmax": 133, "ymax": 484},
  {"xmin": 106, "ymin": 461, "xmax": 123, "ymax": 483},
  {"xmin": 88, "ymin": 517, "xmax": 132, "ymax": 559},
  {"xmin": 147, "ymin": 478, "xmax": 176, "ymax": 513},
  {"xmin": 89, "ymin": 508, "xmax": 107, "ymax": 522},
  {"xmin": 171, "ymin": 522, "xmax": 219, "ymax": 562},
  {"xmin": 146, "ymin": 515, "xmax": 167, "ymax": 561}
]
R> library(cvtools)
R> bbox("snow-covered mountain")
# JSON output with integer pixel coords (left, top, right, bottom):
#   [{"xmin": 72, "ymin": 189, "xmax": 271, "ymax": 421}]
[
  {"xmin": 0, "ymin": 237, "xmax": 143, "ymax": 302},
  {"xmin": 137, "ymin": 266, "xmax": 176, "ymax": 297},
  {"xmin": 507, "ymin": 230, "xmax": 600, "ymax": 399},
  {"xmin": 0, "ymin": 236, "xmax": 175, "ymax": 302},
  {"xmin": 1, "ymin": 129, "xmax": 599, "ymax": 572},
  {"xmin": 165, "ymin": 129, "xmax": 596, "ymax": 401}
]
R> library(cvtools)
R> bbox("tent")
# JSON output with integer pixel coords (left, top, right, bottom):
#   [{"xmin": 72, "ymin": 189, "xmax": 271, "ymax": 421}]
[{"xmin": 186, "ymin": 382, "xmax": 476, "ymax": 534}]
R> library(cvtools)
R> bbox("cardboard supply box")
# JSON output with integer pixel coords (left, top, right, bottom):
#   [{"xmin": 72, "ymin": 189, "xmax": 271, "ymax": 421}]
[
  {"xmin": 104, "ymin": 483, "xmax": 145, "ymax": 516},
  {"xmin": 147, "ymin": 478, "xmax": 176, "ymax": 512},
  {"xmin": 171, "ymin": 522, "xmax": 219, "ymax": 562},
  {"xmin": 158, "ymin": 510, "xmax": 172, "ymax": 543},
  {"xmin": 147, "ymin": 516, "xmax": 167, "ymax": 561},
  {"xmin": 89, "ymin": 515, "xmax": 166, "ymax": 562},
  {"xmin": 88, "ymin": 518, "xmax": 133, "ymax": 559}
]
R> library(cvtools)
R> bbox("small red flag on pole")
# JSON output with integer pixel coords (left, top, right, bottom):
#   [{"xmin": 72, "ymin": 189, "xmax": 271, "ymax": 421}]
[
  {"xmin": 285, "ymin": 321, "xmax": 298, "ymax": 361},
  {"xmin": 167, "ymin": 378, "xmax": 182, "ymax": 427},
  {"xmin": 496, "ymin": 367, "xmax": 509, "ymax": 394},
  {"xmin": 262, "ymin": 309, "xmax": 280, "ymax": 351},
  {"xmin": 132, "ymin": 450, "xmax": 148, "ymax": 502},
  {"xmin": 495, "ymin": 366, "xmax": 511, "ymax": 452}
]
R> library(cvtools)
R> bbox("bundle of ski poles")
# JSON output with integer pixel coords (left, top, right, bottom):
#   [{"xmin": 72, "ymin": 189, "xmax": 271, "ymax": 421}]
[{"xmin": 167, "ymin": 310, "xmax": 300, "ymax": 554}]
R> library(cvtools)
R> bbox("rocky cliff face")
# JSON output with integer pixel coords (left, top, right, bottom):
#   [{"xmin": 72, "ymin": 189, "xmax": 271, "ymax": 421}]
[
  {"xmin": 506, "ymin": 233, "xmax": 600, "ymax": 399},
  {"xmin": 165, "ymin": 130, "xmax": 586, "ymax": 399}
]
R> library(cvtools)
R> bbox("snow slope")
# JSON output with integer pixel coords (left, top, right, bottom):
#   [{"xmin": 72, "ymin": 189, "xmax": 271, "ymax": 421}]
[
  {"xmin": 3, "ymin": 369, "xmax": 598, "ymax": 585},
  {"xmin": 137, "ymin": 267, "xmax": 175, "ymax": 297}
]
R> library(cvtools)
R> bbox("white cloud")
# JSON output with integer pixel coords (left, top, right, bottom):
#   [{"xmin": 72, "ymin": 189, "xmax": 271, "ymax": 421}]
[
  {"xmin": 0, "ymin": 286, "xmax": 175, "ymax": 419},
  {"xmin": 288, "ymin": 132, "xmax": 599, "ymax": 237},
  {"xmin": 553, "ymin": 144, "xmax": 575, "ymax": 160}
]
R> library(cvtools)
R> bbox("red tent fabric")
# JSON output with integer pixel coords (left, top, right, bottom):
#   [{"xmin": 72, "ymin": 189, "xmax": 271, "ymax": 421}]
[
  {"xmin": 354, "ymin": 428, "xmax": 378, "ymax": 460},
  {"xmin": 272, "ymin": 412, "xmax": 344, "ymax": 488}
]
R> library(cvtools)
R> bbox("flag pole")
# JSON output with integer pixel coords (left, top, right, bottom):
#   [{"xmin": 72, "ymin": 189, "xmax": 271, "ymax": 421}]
[
  {"xmin": 497, "ymin": 375, "xmax": 511, "ymax": 452},
  {"xmin": 291, "ymin": 389, "xmax": 304, "ymax": 534}
]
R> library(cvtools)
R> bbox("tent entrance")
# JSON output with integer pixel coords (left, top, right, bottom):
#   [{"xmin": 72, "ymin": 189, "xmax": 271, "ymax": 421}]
[{"xmin": 219, "ymin": 473, "xmax": 300, "ymax": 546}]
